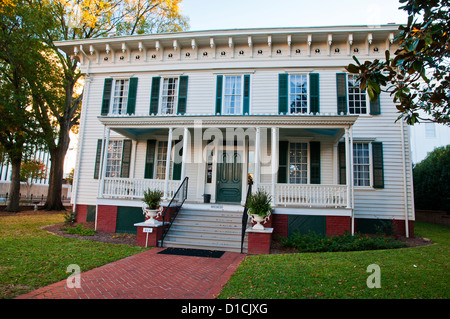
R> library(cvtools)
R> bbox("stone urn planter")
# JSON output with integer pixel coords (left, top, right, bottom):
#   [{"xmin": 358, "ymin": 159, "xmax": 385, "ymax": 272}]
[
  {"xmin": 245, "ymin": 189, "xmax": 272, "ymax": 230},
  {"xmin": 142, "ymin": 189, "xmax": 164, "ymax": 225}
]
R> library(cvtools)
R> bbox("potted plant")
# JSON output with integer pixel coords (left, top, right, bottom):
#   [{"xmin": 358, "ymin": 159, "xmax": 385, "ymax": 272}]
[
  {"xmin": 245, "ymin": 189, "xmax": 272, "ymax": 230},
  {"xmin": 142, "ymin": 189, "xmax": 164, "ymax": 224}
]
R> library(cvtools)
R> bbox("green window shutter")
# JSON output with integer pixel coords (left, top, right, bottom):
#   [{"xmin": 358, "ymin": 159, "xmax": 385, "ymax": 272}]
[
  {"xmin": 101, "ymin": 78, "xmax": 113, "ymax": 115},
  {"xmin": 369, "ymin": 95, "xmax": 381, "ymax": 115},
  {"xmin": 310, "ymin": 141, "xmax": 321, "ymax": 184},
  {"xmin": 177, "ymin": 76, "xmax": 188, "ymax": 114},
  {"xmin": 278, "ymin": 73, "xmax": 288, "ymax": 114},
  {"xmin": 278, "ymin": 141, "xmax": 289, "ymax": 183},
  {"xmin": 215, "ymin": 75, "xmax": 223, "ymax": 115},
  {"xmin": 336, "ymin": 73, "xmax": 347, "ymax": 115},
  {"xmin": 338, "ymin": 142, "xmax": 346, "ymax": 185},
  {"xmin": 372, "ymin": 142, "xmax": 384, "ymax": 188},
  {"xmin": 144, "ymin": 139, "xmax": 156, "ymax": 179},
  {"xmin": 243, "ymin": 74, "xmax": 250, "ymax": 115},
  {"xmin": 93, "ymin": 139, "xmax": 103, "ymax": 179},
  {"xmin": 149, "ymin": 77, "xmax": 161, "ymax": 115},
  {"xmin": 120, "ymin": 140, "xmax": 132, "ymax": 178},
  {"xmin": 309, "ymin": 73, "xmax": 320, "ymax": 114},
  {"xmin": 126, "ymin": 77, "xmax": 138, "ymax": 115}
]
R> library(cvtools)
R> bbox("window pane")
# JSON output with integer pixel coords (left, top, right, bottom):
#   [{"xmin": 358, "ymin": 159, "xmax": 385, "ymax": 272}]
[
  {"xmin": 289, "ymin": 142, "xmax": 308, "ymax": 184},
  {"xmin": 347, "ymin": 75, "xmax": 367, "ymax": 115},
  {"xmin": 106, "ymin": 140, "xmax": 123, "ymax": 177},
  {"xmin": 161, "ymin": 78, "xmax": 178, "ymax": 114},
  {"xmin": 111, "ymin": 80, "xmax": 129, "ymax": 115},
  {"xmin": 353, "ymin": 143, "xmax": 370, "ymax": 186},
  {"xmin": 223, "ymin": 76, "xmax": 242, "ymax": 115},
  {"xmin": 289, "ymin": 74, "xmax": 308, "ymax": 114}
]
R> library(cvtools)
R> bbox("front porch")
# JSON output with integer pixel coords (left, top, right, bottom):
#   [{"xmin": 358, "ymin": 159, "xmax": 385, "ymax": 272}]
[
  {"xmin": 101, "ymin": 178, "xmax": 348, "ymax": 209},
  {"xmin": 94, "ymin": 115, "xmax": 358, "ymax": 212}
]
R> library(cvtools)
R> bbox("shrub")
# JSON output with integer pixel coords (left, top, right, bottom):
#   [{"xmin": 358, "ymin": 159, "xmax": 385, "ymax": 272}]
[
  {"xmin": 142, "ymin": 189, "xmax": 163, "ymax": 209},
  {"xmin": 279, "ymin": 231, "xmax": 406, "ymax": 252},
  {"xmin": 63, "ymin": 211, "xmax": 77, "ymax": 225},
  {"xmin": 61, "ymin": 224, "xmax": 96, "ymax": 236},
  {"xmin": 245, "ymin": 189, "xmax": 272, "ymax": 217}
]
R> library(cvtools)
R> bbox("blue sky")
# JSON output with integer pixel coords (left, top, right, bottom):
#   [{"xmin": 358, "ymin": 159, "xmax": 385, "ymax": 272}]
[{"xmin": 180, "ymin": 0, "xmax": 408, "ymax": 31}]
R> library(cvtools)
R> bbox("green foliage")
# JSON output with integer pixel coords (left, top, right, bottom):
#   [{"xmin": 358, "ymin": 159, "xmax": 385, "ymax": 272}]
[
  {"xmin": 346, "ymin": 0, "xmax": 450, "ymax": 125},
  {"xmin": 63, "ymin": 211, "xmax": 77, "ymax": 225},
  {"xmin": 60, "ymin": 224, "xmax": 96, "ymax": 236},
  {"xmin": 413, "ymin": 145, "xmax": 450, "ymax": 212},
  {"xmin": 245, "ymin": 189, "xmax": 272, "ymax": 217},
  {"xmin": 0, "ymin": 212, "xmax": 147, "ymax": 299},
  {"xmin": 142, "ymin": 189, "xmax": 163, "ymax": 209},
  {"xmin": 279, "ymin": 231, "xmax": 406, "ymax": 253}
]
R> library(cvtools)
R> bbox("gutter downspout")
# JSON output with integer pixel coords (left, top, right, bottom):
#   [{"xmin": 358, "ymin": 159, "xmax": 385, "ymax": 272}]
[
  {"xmin": 72, "ymin": 46, "xmax": 91, "ymax": 214},
  {"xmin": 400, "ymin": 120, "xmax": 410, "ymax": 238}
]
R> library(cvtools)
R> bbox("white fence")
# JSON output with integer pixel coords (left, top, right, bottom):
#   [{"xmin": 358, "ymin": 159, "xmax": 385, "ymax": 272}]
[
  {"xmin": 102, "ymin": 178, "xmax": 181, "ymax": 199},
  {"xmin": 258, "ymin": 183, "xmax": 347, "ymax": 207}
]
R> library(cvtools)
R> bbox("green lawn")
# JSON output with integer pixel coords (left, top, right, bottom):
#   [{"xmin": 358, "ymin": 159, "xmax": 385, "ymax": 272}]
[
  {"xmin": 219, "ymin": 222, "xmax": 450, "ymax": 299},
  {"xmin": 0, "ymin": 212, "xmax": 148, "ymax": 299}
]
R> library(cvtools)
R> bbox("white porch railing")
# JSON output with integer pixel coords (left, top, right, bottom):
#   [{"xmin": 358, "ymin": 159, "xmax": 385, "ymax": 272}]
[
  {"xmin": 102, "ymin": 178, "xmax": 181, "ymax": 200},
  {"xmin": 258, "ymin": 183, "xmax": 347, "ymax": 208}
]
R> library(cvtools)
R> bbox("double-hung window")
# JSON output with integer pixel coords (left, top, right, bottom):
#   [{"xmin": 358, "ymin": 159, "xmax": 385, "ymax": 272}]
[
  {"xmin": 161, "ymin": 78, "xmax": 179, "ymax": 115},
  {"xmin": 289, "ymin": 74, "xmax": 308, "ymax": 114},
  {"xmin": 353, "ymin": 143, "xmax": 370, "ymax": 186},
  {"xmin": 289, "ymin": 142, "xmax": 308, "ymax": 184},
  {"xmin": 106, "ymin": 140, "xmax": 123, "ymax": 177},
  {"xmin": 111, "ymin": 79, "xmax": 129, "ymax": 115},
  {"xmin": 223, "ymin": 75, "xmax": 243, "ymax": 115},
  {"xmin": 347, "ymin": 75, "xmax": 367, "ymax": 115}
]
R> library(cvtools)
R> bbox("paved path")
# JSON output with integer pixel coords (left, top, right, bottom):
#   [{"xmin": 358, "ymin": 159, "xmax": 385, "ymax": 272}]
[{"xmin": 16, "ymin": 248, "xmax": 245, "ymax": 299}]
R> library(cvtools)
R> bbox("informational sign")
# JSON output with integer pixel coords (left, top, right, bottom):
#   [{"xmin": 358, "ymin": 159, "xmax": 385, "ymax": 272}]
[{"xmin": 143, "ymin": 227, "xmax": 153, "ymax": 233}]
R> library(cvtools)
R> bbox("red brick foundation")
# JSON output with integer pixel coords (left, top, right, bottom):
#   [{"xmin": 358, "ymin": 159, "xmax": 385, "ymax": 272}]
[
  {"xmin": 326, "ymin": 216, "xmax": 351, "ymax": 236},
  {"xmin": 75, "ymin": 204, "xmax": 88, "ymax": 223},
  {"xmin": 96, "ymin": 205, "xmax": 118, "ymax": 233},
  {"xmin": 393, "ymin": 219, "xmax": 415, "ymax": 237}
]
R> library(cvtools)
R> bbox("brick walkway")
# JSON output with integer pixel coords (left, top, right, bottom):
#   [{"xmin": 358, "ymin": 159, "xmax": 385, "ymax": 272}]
[{"xmin": 16, "ymin": 248, "xmax": 245, "ymax": 299}]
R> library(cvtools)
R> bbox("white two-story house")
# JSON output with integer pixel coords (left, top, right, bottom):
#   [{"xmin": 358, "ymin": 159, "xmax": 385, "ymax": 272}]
[{"xmin": 57, "ymin": 25, "xmax": 415, "ymax": 252}]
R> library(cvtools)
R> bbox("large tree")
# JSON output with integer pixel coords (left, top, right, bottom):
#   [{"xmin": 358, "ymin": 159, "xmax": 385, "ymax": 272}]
[
  {"xmin": 0, "ymin": 0, "xmax": 52, "ymax": 211},
  {"xmin": 346, "ymin": 0, "xmax": 449, "ymax": 125},
  {"xmin": 33, "ymin": 0, "xmax": 189, "ymax": 210}
]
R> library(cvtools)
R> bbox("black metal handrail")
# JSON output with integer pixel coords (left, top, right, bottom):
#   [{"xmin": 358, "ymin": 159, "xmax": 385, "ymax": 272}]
[
  {"xmin": 241, "ymin": 180, "xmax": 253, "ymax": 254},
  {"xmin": 160, "ymin": 176, "xmax": 189, "ymax": 248}
]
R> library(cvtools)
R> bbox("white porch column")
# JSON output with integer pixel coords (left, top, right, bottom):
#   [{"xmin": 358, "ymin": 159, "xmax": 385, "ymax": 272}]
[
  {"xmin": 271, "ymin": 127, "xmax": 278, "ymax": 204},
  {"xmin": 349, "ymin": 127, "xmax": 355, "ymax": 235},
  {"xmin": 345, "ymin": 128, "xmax": 351, "ymax": 209},
  {"xmin": 164, "ymin": 127, "xmax": 173, "ymax": 200},
  {"xmin": 254, "ymin": 127, "xmax": 261, "ymax": 191},
  {"xmin": 99, "ymin": 127, "xmax": 110, "ymax": 199},
  {"xmin": 181, "ymin": 127, "xmax": 189, "ymax": 181}
]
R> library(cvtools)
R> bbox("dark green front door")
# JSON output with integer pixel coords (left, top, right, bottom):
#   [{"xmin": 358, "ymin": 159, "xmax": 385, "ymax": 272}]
[{"xmin": 216, "ymin": 151, "xmax": 242, "ymax": 203}]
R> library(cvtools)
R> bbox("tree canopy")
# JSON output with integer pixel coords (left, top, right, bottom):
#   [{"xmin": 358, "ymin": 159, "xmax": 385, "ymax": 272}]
[{"xmin": 346, "ymin": 0, "xmax": 450, "ymax": 126}]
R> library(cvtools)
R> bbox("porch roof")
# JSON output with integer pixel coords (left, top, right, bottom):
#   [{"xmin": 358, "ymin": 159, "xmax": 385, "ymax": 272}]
[{"xmin": 98, "ymin": 114, "xmax": 359, "ymax": 139}]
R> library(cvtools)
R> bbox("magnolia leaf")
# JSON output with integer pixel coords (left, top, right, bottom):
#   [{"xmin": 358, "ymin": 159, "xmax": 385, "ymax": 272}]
[{"xmin": 346, "ymin": 64, "xmax": 360, "ymax": 74}]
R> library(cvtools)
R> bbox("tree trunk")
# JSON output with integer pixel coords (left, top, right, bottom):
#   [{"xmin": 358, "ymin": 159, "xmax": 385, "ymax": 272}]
[
  {"xmin": 6, "ymin": 156, "xmax": 22, "ymax": 212},
  {"xmin": 44, "ymin": 126, "xmax": 70, "ymax": 211}
]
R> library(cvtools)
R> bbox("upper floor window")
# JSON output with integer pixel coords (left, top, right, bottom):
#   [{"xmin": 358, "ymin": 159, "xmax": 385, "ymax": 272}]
[
  {"xmin": 347, "ymin": 75, "xmax": 367, "ymax": 115},
  {"xmin": 150, "ymin": 76, "xmax": 188, "ymax": 115},
  {"xmin": 101, "ymin": 77, "xmax": 138, "ymax": 116},
  {"xmin": 223, "ymin": 75, "xmax": 242, "ymax": 115},
  {"xmin": 289, "ymin": 74, "xmax": 308, "ymax": 114},
  {"xmin": 161, "ymin": 78, "xmax": 179, "ymax": 115},
  {"xmin": 111, "ymin": 79, "xmax": 129, "ymax": 115}
]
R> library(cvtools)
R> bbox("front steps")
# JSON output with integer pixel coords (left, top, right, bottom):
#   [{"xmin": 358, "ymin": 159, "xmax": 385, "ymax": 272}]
[{"xmin": 160, "ymin": 204, "xmax": 248, "ymax": 253}]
